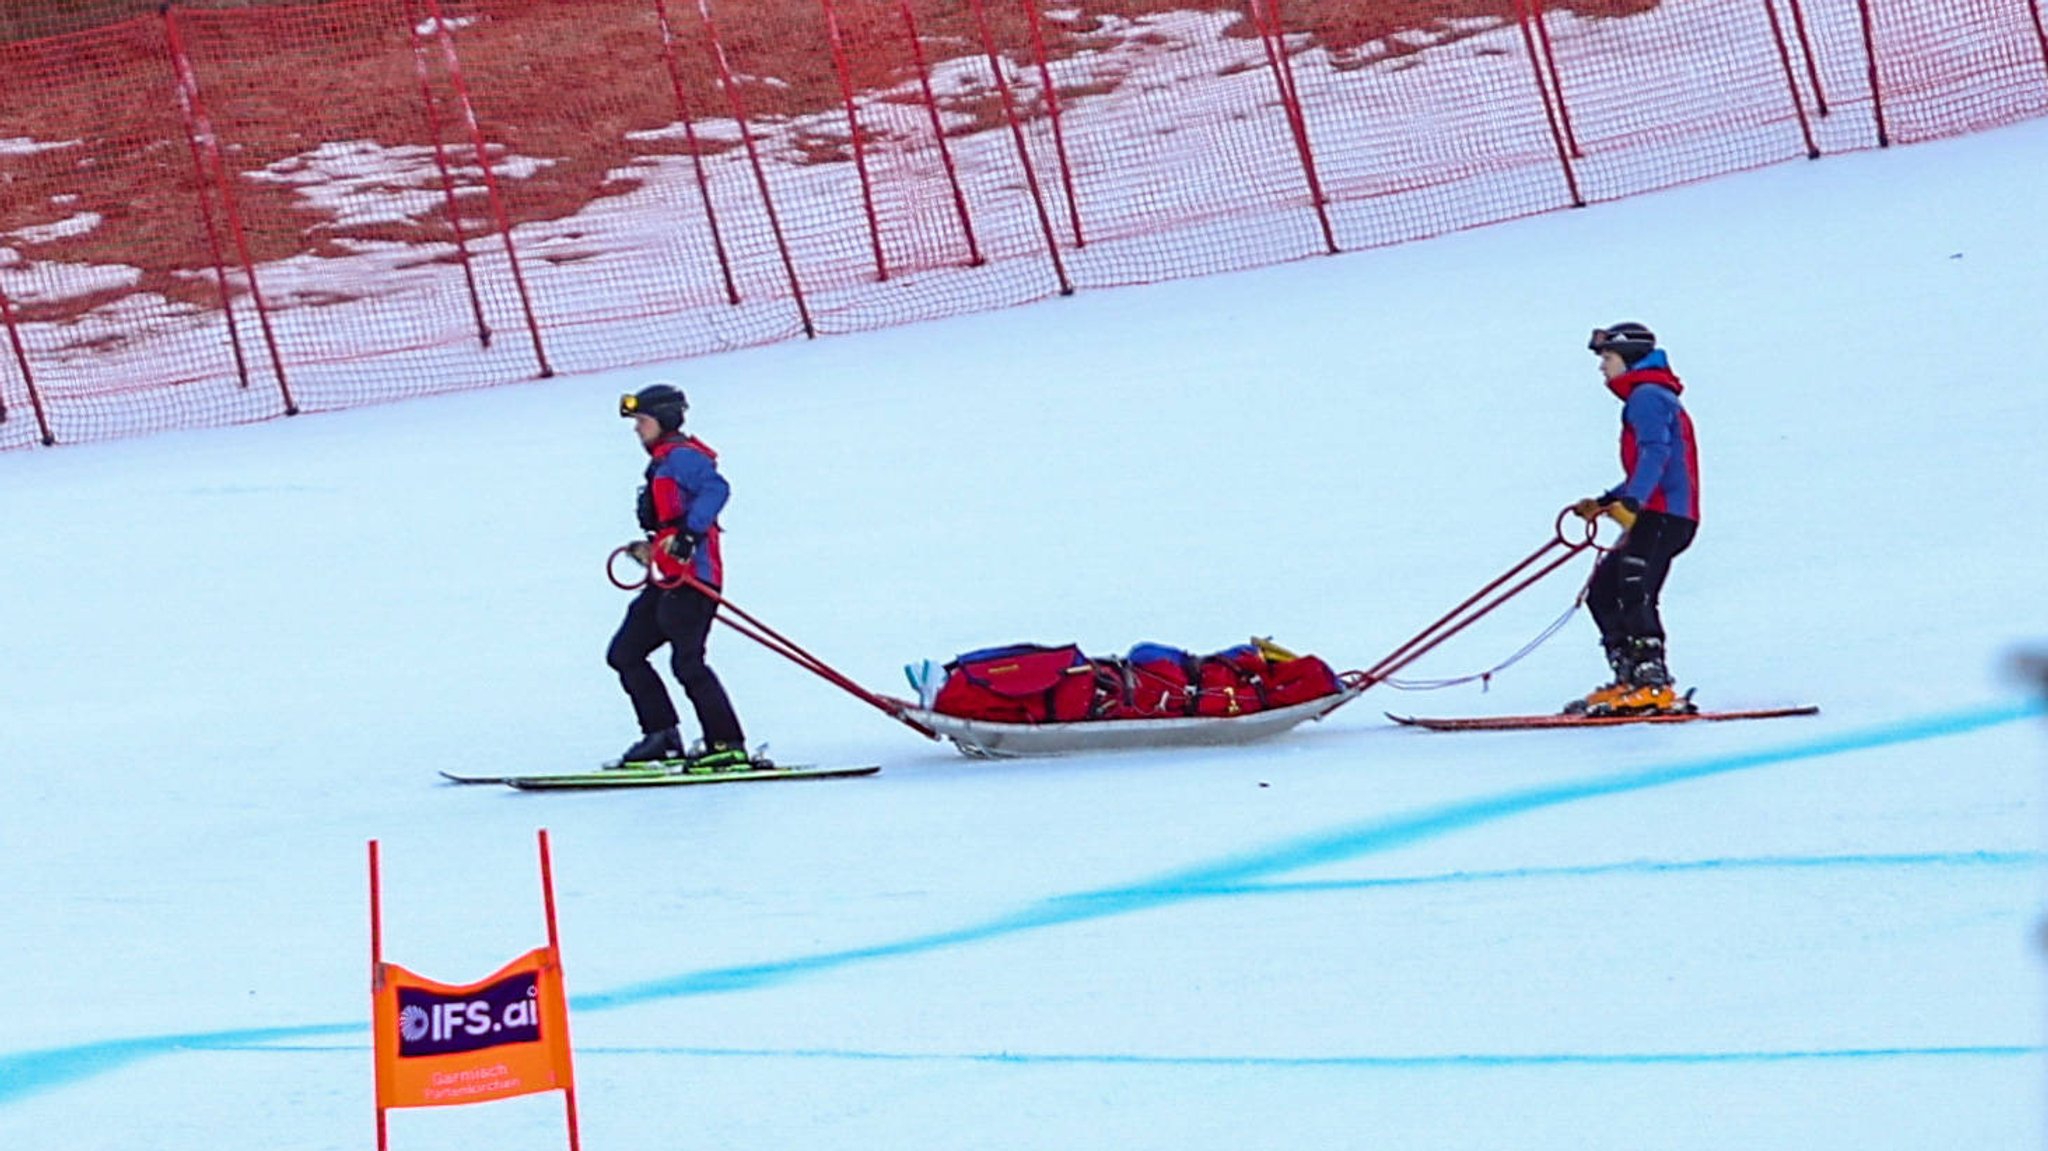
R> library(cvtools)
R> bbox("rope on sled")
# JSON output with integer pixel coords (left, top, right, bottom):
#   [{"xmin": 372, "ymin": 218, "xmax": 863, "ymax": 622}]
[{"xmin": 1381, "ymin": 598, "xmax": 1582, "ymax": 692}]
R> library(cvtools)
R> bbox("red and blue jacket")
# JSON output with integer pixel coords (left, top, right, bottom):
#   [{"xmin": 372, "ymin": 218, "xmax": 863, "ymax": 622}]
[
  {"xmin": 1601, "ymin": 350, "xmax": 1700, "ymax": 522},
  {"xmin": 644, "ymin": 435, "xmax": 728, "ymax": 587}
]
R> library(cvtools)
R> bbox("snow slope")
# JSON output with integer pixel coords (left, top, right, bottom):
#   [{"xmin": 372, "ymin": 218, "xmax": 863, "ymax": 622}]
[{"xmin": 1, "ymin": 115, "xmax": 2044, "ymax": 1149}]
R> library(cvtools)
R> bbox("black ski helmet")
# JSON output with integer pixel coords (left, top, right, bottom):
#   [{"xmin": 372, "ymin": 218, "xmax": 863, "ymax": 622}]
[
  {"xmin": 1588, "ymin": 322, "xmax": 1657, "ymax": 367},
  {"xmin": 620, "ymin": 382, "xmax": 688, "ymax": 434}
]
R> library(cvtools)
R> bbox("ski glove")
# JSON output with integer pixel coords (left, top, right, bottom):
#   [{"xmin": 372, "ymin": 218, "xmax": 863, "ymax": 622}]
[
  {"xmin": 1600, "ymin": 493, "xmax": 1643, "ymax": 515},
  {"xmin": 662, "ymin": 528, "xmax": 699, "ymax": 563}
]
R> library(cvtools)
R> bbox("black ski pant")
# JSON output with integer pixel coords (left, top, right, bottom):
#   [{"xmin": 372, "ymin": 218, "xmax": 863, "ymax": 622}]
[
  {"xmin": 1586, "ymin": 509, "xmax": 1697, "ymax": 650},
  {"xmin": 607, "ymin": 583, "xmax": 745, "ymax": 747}
]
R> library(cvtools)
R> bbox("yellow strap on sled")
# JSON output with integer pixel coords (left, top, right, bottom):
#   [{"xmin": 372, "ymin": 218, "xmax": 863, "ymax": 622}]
[{"xmin": 1253, "ymin": 636, "xmax": 1302, "ymax": 662}]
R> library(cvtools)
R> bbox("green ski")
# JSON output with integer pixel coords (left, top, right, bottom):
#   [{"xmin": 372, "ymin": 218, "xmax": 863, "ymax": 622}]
[{"xmin": 441, "ymin": 763, "xmax": 879, "ymax": 789}]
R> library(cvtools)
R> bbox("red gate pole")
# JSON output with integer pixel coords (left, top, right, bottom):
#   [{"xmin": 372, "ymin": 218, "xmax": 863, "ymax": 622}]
[
  {"xmin": 421, "ymin": 0, "xmax": 555, "ymax": 375},
  {"xmin": 163, "ymin": 4, "xmax": 296, "ymax": 415},
  {"xmin": 1762, "ymin": 0, "xmax": 1822, "ymax": 158},
  {"xmin": 1249, "ymin": 0, "xmax": 1337, "ymax": 254},
  {"xmin": 966, "ymin": 0, "xmax": 1073, "ymax": 294},
  {"xmin": 696, "ymin": 0, "xmax": 817, "ymax": 336},
  {"xmin": 1020, "ymin": 0, "xmax": 1084, "ymax": 248},
  {"xmin": 0, "ymin": 282, "xmax": 55, "ymax": 445},
  {"xmin": 369, "ymin": 839, "xmax": 387, "ymax": 1151},
  {"xmin": 821, "ymin": 0, "xmax": 890, "ymax": 281},
  {"xmin": 896, "ymin": 0, "xmax": 984, "ymax": 265},
  {"xmin": 1513, "ymin": 0, "xmax": 1584, "ymax": 207},
  {"xmin": 1784, "ymin": 0, "xmax": 1830, "ymax": 116},
  {"xmin": 399, "ymin": 0, "xmax": 492, "ymax": 347},
  {"xmin": 1526, "ymin": 0, "xmax": 1582, "ymax": 158},
  {"xmin": 651, "ymin": 0, "xmax": 743, "ymax": 306},
  {"xmin": 535, "ymin": 830, "xmax": 583, "ymax": 1151},
  {"xmin": 1853, "ymin": 0, "xmax": 1890, "ymax": 146}
]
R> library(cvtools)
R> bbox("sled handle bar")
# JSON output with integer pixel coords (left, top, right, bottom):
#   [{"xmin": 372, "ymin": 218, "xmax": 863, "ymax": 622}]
[
  {"xmin": 607, "ymin": 545, "xmax": 650, "ymax": 590},
  {"xmin": 605, "ymin": 546, "xmax": 938, "ymax": 739},
  {"xmin": 1351, "ymin": 506, "xmax": 1608, "ymax": 690},
  {"xmin": 608, "ymin": 530, "xmax": 700, "ymax": 591}
]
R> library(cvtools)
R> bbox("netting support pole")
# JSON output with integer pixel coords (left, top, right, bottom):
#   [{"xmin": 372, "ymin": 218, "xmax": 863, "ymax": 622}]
[
  {"xmin": 821, "ymin": 0, "xmax": 890, "ymax": 281},
  {"xmin": 651, "ymin": 0, "xmax": 743, "ymax": 307},
  {"xmin": 0, "ymin": 283, "xmax": 55, "ymax": 445},
  {"xmin": 400, "ymin": 0, "xmax": 492, "ymax": 347},
  {"xmin": 696, "ymin": 0, "xmax": 816, "ymax": 336},
  {"xmin": 1526, "ymin": 0, "xmax": 1582, "ymax": 158},
  {"xmin": 1784, "ymin": 0, "xmax": 1829, "ymax": 116},
  {"xmin": 171, "ymin": 141, "xmax": 253, "ymax": 393},
  {"xmin": 164, "ymin": 3, "xmax": 297, "ymax": 416},
  {"xmin": 966, "ymin": 0, "xmax": 1073, "ymax": 294},
  {"xmin": 1762, "ymin": 0, "xmax": 1822, "ymax": 158},
  {"xmin": 161, "ymin": 9, "xmax": 251, "ymax": 391},
  {"xmin": 2026, "ymin": 0, "xmax": 2048, "ymax": 91},
  {"xmin": 1514, "ymin": 0, "xmax": 1584, "ymax": 207},
  {"xmin": 1249, "ymin": 0, "xmax": 1337, "ymax": 255},
  {"xmin": 1853, "ymin": 0, "xmax": 1890, "ymax": 146},
  {"xmin": 1021, "ymin": 0, "xmax": 1084, "ymax": 248},
  {"xmin": 421, "ymin": 0, "xmax": 554, "ymax": 375},
  {"xmin": 897, "ymin": 0, "xmax": 984, "ymax": 266}
]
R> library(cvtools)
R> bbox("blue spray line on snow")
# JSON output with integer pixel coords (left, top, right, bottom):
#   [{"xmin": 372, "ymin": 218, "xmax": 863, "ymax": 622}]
[
  {"xmin": 1, "ymin": 698, "xmax": 2040, "ymax": 1106},
  {"xmin": 0, "ymin": 1024, "xmax": 360, "ymax": 1105},
  {"xmin": 109, "ymin": 847, "xmax": 2048, "ymax": 1066},
  {"xmin": 178, "ymin": 1040, "xmax": 2041, "ymax": 1068},
  {"xmin": 577, "ymin": 698, "xmax": 2042, "ymax": 1006},
  {"xmin": 1126, "ymin": 849, "xmax": 2044, "ymax": 899}
]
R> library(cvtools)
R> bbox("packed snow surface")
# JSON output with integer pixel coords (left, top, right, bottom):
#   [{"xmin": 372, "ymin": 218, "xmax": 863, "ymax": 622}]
[{"xmin": 2, "ymin": 113, "xmax": 2044, "ymax": 1149}]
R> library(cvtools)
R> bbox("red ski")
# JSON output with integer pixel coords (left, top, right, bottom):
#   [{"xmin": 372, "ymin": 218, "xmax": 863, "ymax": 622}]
[{"xmin": 1387, "ymin": 705, "xmax": 1819, "ymax": 732}]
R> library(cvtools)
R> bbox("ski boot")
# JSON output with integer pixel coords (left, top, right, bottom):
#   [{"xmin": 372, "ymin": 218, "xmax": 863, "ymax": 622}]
[
  {"xmin": 1605, "ymin": 639, "xmax": 1696, "ymax": 716},
  {"xmin": 682, "ymin": 741, "xmax": 763, "ymax": 774},
  {"xmin": 1562, "ymin": 642, "xmax": 1632, "ymax": 715},
  {"xmin": 1566, "ymin": 639, "xmax": 1696, "ymax": 717},
  {"xmin": 1601, "ymin": 682, "xmax": 1683, "ymax": 714},
  {"xmin": 613, "ymin": 725, "xmax": 684, "ymax": 767}
]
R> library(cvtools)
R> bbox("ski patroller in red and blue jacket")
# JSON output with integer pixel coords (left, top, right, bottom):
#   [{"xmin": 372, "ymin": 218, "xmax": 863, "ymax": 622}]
[
  {"xmin": 1600, "ymin": 349, "xmax": 1701, "ymax": 522},
  {"xmin": 644, "ymin": 434, "xmax": 729, "ymax": 587}
]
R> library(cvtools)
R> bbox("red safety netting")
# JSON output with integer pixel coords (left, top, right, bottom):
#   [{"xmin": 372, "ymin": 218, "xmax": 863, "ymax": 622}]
[{"xmin": 2, "ymin": 0, "xmax": 2044, "ymax": 447}]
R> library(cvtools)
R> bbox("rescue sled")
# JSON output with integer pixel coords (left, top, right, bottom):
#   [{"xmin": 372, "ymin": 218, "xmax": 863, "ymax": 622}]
[
  {"xmin": 898, "ymin": 640, "xmax": 1364, "ymax": 759},
  {"xmin": 883, "ymin": 512, "xmax": 1638, "ymax": 759},
  {"xmin": 613, "ymin": 510, "xmax": 1730, "ymax": 763},
  {"xmin": 902, "ymin": 686, "xmax": 1364, "ymax": 759}
]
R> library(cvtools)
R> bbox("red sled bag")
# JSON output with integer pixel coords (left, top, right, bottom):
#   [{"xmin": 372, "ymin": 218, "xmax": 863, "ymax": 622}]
[
  {"xmin": 1101, "ymin": 643, "xmax": 1199, "ymax": 719},
  {"xmin": 932, "ymin": 643, "xmax": 1098, "ymax": 723},
  {"xmin": 1265, "ymin": 653, "xmax": 1342, "ymax": 707},
  {"xmin": 1193, "ymin": 644, "xmax": 1270, "ymax": 717}
]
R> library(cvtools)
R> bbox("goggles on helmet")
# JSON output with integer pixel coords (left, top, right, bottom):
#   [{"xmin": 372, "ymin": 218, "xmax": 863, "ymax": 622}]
[
  {"xmin": 621, "ymin": 393, "xmax": 686, "ymax": 418},
  {"xmin": 1588, "ymin": 326, "xmax": 1653, "ymax": 355}
]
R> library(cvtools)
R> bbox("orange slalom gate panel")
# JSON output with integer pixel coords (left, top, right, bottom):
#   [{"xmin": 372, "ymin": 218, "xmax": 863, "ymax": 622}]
[{"xmin": 372, "ymin": 945, "xmax": 576, "ymax": 1110}]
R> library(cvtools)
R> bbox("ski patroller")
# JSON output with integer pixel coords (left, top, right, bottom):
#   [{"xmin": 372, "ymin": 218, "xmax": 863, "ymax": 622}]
[
  {"xmin": 441, "ymin": 762, "xmax": 880, "ymax": 789},
  {"xmin": 1387, "ymin": 705, "xmax": 1820, "ymax": 732}
]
